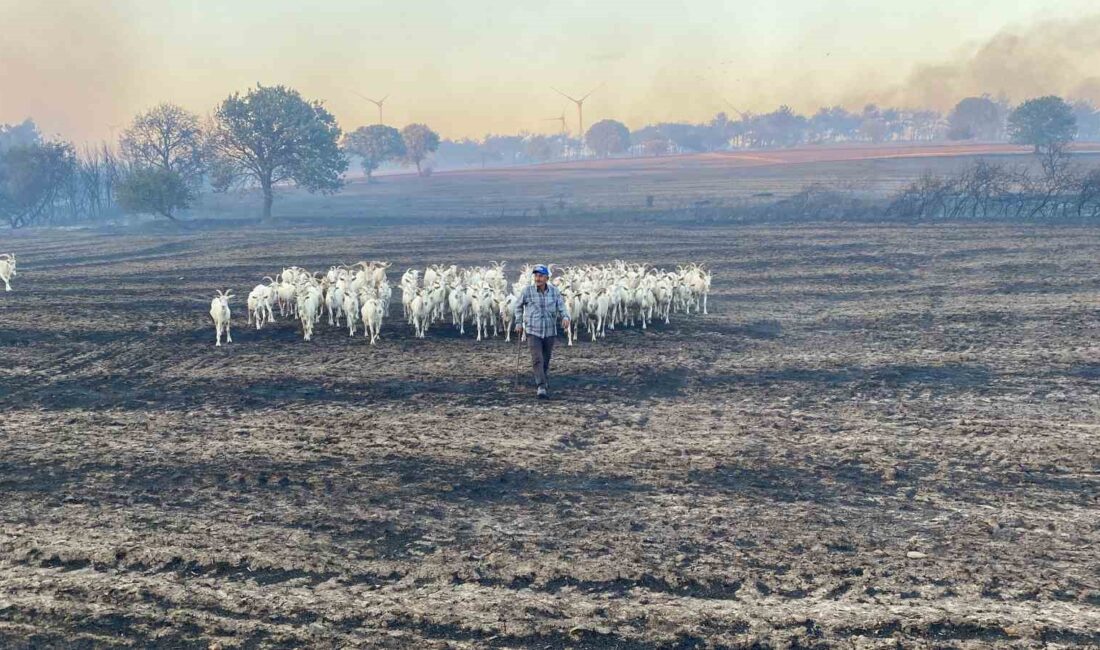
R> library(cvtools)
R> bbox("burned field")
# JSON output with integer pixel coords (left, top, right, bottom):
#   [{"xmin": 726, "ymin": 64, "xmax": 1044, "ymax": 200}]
[{"xmin": 0, "ymin": 221, "xmax": 1098, "ymax": 648}]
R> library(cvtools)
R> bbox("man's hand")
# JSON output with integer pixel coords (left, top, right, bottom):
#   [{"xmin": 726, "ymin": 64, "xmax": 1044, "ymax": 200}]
[
  {"xmin": 561, "ymin": 318, "xmax": 571, "ymax": 330},
  {"xmin": 514, "ymin": 325, "xmax": 524, "ymax": 335}
]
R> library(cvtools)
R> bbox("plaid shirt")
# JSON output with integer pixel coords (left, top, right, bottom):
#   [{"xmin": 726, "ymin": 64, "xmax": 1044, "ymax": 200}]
[{"xmin": 514, "ymin": 283, "xmax": 570, "ymax": 338}]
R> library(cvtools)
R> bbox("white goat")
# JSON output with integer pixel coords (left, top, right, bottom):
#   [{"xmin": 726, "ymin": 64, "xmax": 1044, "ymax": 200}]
[
  {"xmin": 246, "ymin": 278, "xmax": 276, "ymax": 329},
  {"xmin": 361, "ymin": 297, "xmax": 384, "ymax": 344},
  {"xmin": 0, "ymin": 254, "xmax": 16, "ymax": 291},
  {"xmin": 296, "ymin": 285, "xmax": 322, "ymax": 341},
  {"xmin": 342, "ymin": 290, "xmax": 360, "ymax": 337},
  {"xmin": 209, "ymin": 290, "xmax": 233, "ymax": 346}
]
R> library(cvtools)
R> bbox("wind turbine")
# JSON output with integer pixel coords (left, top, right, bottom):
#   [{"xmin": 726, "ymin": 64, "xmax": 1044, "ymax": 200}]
[
  {"xmin": 543, "ymin": 109, "xmax": 567, "ymax": 136},
  {"xmin": 353, "ymin": 92, "xmax": 389, "ymax": 125},
  {"xmin": 722, "ymin": 98, "xmax": 748, "ymax": 120},
  {"xmin": 552, "ymin": 84, "xmax": 602, "ymax": 139}
]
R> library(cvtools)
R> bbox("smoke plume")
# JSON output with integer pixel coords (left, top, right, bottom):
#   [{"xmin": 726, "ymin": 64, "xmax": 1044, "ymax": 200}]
[{"xmin": 850, "ymin": 15, "xmax": 1100, "ymax": 110}]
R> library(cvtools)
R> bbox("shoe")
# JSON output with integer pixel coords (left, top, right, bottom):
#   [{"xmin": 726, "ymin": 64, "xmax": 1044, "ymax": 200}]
[{"xmin": 537, "ymin": 386, "xmax": 548, "ymax": 399}]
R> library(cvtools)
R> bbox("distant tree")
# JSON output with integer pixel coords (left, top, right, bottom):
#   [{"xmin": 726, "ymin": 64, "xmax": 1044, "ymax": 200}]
[
  {"xmin": 632, "ymin": 122, "xmax": 717, "ymax": 152},
  {"xmin": 707, "ymin": 112, "xmax": 733, "ymax": 150},
  {"xmin": 523, "ymin": 135, "xmax": 553, "ymax": 162},
  {"xmin": 947, "ymin": 96, "xmax": 1001, "ymax": 141},
  {"xmin": 207, "ymin": 84, "xmax": 346, "ymax": 221},
  {"xmin": 0, "ymin": 141, "xmax": 76, "ymax": 228},
  {"xmin": 757, "ymin": 106, "xmax": 807, "ymax": 147},
  {"xmin": 859, "ymin": 117, "xmax": 889, "ymax": 143},
  {"xmin": 116, "ymin": 166, "xmax": 194, "ymax": 221},
  {"xmin": 400, "ymin": 123, "xmax": 440, "ymax": 175},
  {"xmin": 642, "ymin": 138, "xmax": 669, "ymax": 156},
  {"xmin": 480, "ymin": 134, "xmax": 526, "ymax": 166},
  {"xmin": 1071, "ymin": 100, "xmax": 1100, "ymax": 141},
  {"xmin": 909, "ymin": 110, "xmax": 945, "ymax": 141},
  {"xmin": 585, "ymin": 119, "xmax": 630, "ymax": 157},
  {"xmin": 434, "ymin": 138, "xmax": 482, "ymax": 168},
  {"xmin": 343, "ymin": 125, "xmax": 405, "ymax": 182},
  {"xmin": 1008, "ymin": 96, "xmax": 1077, "ymax": 154},
  {"xmin": 810, "ymin": 106, "xmax": 860, "ymax": 143},
  {"xmin": 0, "ymin": 118, "xmax": 41, "ymax": 153},
  {"xmin": 120, "ymin": 103, "xmax": 205, "ymax": 184},
  {"xmin": 478, "ymin": 144, "xmax": 504, "ymax": 168}
]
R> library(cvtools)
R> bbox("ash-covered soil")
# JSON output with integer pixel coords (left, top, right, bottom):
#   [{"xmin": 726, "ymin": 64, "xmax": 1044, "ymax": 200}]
[{"xmin": 0, "ymin": 222, "xmax": 1098, "ymax": 649}]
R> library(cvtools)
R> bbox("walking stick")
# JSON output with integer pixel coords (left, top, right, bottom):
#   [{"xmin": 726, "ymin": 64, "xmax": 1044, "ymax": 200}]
[{"xmin": 513, "ymin": 331, "xmax": 523, "ymax": 391}]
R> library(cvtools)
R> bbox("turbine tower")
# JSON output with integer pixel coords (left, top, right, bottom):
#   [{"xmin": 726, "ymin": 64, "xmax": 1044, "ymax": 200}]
[
  {"xmin": 354, "ymin": 92, "xmax": 389, "ymax": 125},
  {"xmin": 543, "ymin": 110, "xmax": 567, "ymax": 136},
  {"xmin": 552, "ymin": 84, "xmax": 601, "ymax": 139}
]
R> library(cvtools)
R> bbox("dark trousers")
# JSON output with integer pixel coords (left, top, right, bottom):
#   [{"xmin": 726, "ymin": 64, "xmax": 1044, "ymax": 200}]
[{"xmin": 528, "ymin": 334, "xmax": 555, "ymax": 388}]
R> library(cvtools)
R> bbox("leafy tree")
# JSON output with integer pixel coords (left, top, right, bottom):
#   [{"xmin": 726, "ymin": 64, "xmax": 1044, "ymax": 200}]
[
  {"xmin": 0, "ymin": 118, "xmax": 41, "ymax": 153},
  {"xmin": 120, "ymin": 103, "xmax": 205, "ymax": 183},
  {"xmin": 400, "ymin": 123, "xmax": 440, "ymax": 175},
  {"xmin": 947, "ymin": 96, "xmax": 1001, "ymax": 141},
  {"xmin": 859, "ymin": 118, "xmax": 889, "ymax": 143},
  {"xmin": 0, "ymin": 141, "xmax": 75, "ymax": 228},
  {"xmin": 1071, "ymin": 100, "xmax": 1100, "ymax": 141},
  {"xmin": 207, "ymin": 84, "xmax": 346, "ymax": 220},
  {"xmin": 523, "ymin": 135, "xmax": 553, "ymax": 162},
  {"xmin": 809, "ymin": 106, "xmax": 860, "ymax": 143},
  {"xmin": 343, "ymin": 124, "xmax": 405, "ymax": 182},
  {"xmin": 1008, "ymin": 96, "xmax": 1077, "ymax": 155},
  {"xmin": 754, "ymin": 106, "xmax": 807, "ymax": 148},
  {"xmin": 585, "ymin": 119, "xmax": 630, "ymax": 157},
  {"xmin": 642, "ymin": 138, "xmax": 669, "ymax": 156},
  {"xmin": 116, "ymin": 167, "xmax": 194, "ymax": 221}
]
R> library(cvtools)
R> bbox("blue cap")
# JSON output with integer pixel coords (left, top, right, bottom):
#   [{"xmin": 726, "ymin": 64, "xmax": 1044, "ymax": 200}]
[{"xmin": 532, "ymin": 265, "xmax": 550, "ymax": 276}]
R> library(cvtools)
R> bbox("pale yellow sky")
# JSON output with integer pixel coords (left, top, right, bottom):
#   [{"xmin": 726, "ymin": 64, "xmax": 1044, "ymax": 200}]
[{"xmin": 2, "ymin": 0, "xmax": 1099, "ymax": 144}]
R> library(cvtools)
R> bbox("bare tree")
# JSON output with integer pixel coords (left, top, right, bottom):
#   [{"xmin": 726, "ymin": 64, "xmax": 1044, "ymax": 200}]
[{"xmin": 120, "ymin": 103, "xmax": 205, "ymax": 183}]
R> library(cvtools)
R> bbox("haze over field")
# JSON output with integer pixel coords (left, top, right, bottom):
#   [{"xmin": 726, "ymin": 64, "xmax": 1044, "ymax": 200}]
[{"xmin": 3, "ymin": 0, "xmax": 1100, "ymax": 143}]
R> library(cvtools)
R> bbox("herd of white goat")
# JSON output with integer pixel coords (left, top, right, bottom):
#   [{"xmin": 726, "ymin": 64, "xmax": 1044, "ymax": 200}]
[
  {"xmin": 211, "ymin": 260, "xmax": 711, "ymax": 347},
  {"xmin": 2, "ymin": 253, "xmax": 711, "ymax": 345}
]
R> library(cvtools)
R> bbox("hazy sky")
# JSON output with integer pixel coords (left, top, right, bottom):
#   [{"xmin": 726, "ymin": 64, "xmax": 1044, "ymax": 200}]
[{"xmin": 3, "ymin": 0, "xmax": 1099, "ymax": 144}]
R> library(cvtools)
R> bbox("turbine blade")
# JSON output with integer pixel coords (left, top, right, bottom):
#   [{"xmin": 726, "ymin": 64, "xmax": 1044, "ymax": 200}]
[
  {"xmin": 551, "ymin": 87, "xmax": 580, "ymax": 103},
  {"xmin": 579, "ymin": 82, "xmax": 604, "ymax": 102}
]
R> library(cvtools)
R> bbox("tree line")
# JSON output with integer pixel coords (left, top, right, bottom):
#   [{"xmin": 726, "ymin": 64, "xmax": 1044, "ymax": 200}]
[
  {"xmin": 0, "ymin": 87, "xmax": 1091, "ymax": 227},
  {"xmin": 438, "ymin": 95, "xmax": 1099, "ymax": 167},
  {"xmin": 0, "ymin": 84, "xmax": 445, "ymax": 227}
]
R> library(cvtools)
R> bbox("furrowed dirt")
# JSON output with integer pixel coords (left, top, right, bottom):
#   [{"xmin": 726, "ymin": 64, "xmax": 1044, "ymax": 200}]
[{"xmin": 0, "ymin": 221, "xmax": 1098, "ymax": 648}]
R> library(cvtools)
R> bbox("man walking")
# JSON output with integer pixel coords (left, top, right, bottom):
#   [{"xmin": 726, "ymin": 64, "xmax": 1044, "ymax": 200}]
[{"xmin": 514, "ymin": 265, "xmax": 570, "ymax": 399}]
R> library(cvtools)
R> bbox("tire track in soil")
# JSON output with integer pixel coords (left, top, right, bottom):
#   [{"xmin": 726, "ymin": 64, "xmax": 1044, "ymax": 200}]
[{"xmin": 3, "ymin": 223, "xmax": 1100, "ymax": 646}]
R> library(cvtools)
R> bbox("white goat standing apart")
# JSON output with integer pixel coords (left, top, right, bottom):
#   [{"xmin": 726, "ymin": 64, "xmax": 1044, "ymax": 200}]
[
  {"xmin": 0, "ymin": 254, "xmax": 16, "ymax": 291},
  {"xmin": 209, "ymin": 290, "xmax": 233, "ymax": 346}
]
